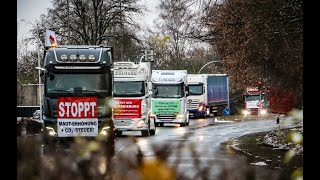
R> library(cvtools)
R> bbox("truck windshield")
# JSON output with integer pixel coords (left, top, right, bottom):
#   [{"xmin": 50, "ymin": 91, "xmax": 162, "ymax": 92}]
[
  {"xmin": 113, "ymin": 81, "xmax": 145, "ymax": 97},
  {"xmin": 46, "ymin": 73, "xmax": 110, "ymax": 95},
  {"xmin": 152, "ymin": 84, "xmax": 184, "ymax": 98},
  {"xmin": 245, "ymin": 95, "xmax": 261, "ymax": 101},
  {"xmin": 188, "ymin": 84, "xmax": 203, "ymax": 95}
]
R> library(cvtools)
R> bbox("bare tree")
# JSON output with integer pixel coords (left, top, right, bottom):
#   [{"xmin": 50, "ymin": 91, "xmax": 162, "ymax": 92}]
[
  {"xmin": 27, "ymin": 0, "xmax": 146, "ymax": 61},
  {"xmin": 17, "ymin": 51, "xmax": 39, "ymax": 84},
  {"xmin": 154, "ymin": 0, "xmax": 203, "ymax": 69}
]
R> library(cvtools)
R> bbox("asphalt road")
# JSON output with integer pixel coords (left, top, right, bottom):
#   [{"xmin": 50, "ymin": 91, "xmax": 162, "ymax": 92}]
[
  {"xmin": 113, "ymin": 115, "xmax": 298, "ymax": 179},
  {"xmin": 18, "ymin": 114, "xmax": 298, "ymax": 179}
]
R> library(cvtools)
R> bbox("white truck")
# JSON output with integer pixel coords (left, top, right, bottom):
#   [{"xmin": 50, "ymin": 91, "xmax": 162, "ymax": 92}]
[
  {"xmin": 187, "ymin": 74, "xmax": 230, "ymax": 118},
  {"xmin": 113, "ymin": 61, "xmax": 156, "ymax": 136},
  {"xmin": 150, "ymin": 70, "xmax": 189, "ymax": 127}
]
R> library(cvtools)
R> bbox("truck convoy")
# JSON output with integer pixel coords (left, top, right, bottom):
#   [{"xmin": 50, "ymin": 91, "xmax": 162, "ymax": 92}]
[
  {"xmin": 150, "ymin": 70, "xmax": 189, "ymax": 127},
  {"xmin": 41, "ymin": 45, "xmax": 114, "ymax": 153},
  {"xmin": 187, "ymin": 74, "xmax": 230, "ymax": 118},
  {"xmin": 242, "ymin": 87, "xmax": 267, "ymax": 116},
  {"xmin": 112, "ymin": 61, "xmax": 156, "ymax": 136}
]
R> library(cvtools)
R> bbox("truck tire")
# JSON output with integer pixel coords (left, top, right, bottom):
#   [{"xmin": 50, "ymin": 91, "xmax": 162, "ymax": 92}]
[
  {"xmin": 150, "ymin": 129, "xmax": 156, "ymax": 135},
  {"xmin": 142, "ymin": 121, "xmax": 150, "ymax": 137},
  {"xmin": 217, "ymin": 106, "xmax": 224, "ymax": 116},
  {"xmin": 149, "ymin": 120, "xmax": 156, "ymax": 135},
  {"xmin": 141, "ymin": 130, "xmax": 149, "ymax": 137},
  {"xmin": 180, "ymin": 123, "xmax": 186, "ymax": 127}
]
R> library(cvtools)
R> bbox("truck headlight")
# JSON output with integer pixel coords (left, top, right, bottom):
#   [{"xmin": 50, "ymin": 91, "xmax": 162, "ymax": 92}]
[
  {"xmin": 99, "ymin": 127, "xmax": 110, "ymax": 136},
  {"xmin": 260, "ymin": 109, "xmax": 267, "ymax": 115},
  {"xmin": 45, "ymin": 127, "xmax": 57, "ymax": 136},
  {"xmin": 137, "ymin": 120, "xmax": 145, "ymax": 128},
  {"xmin": 198, "ymin": 105, "xmax": 204, "ymax": 112},
  {"xmin": 176, "ymin": 113, "xmax": 184, "ymax": 119},
  {"xmin": 242, "ymin": 110, "xmax": 250, "ymax": 116}
]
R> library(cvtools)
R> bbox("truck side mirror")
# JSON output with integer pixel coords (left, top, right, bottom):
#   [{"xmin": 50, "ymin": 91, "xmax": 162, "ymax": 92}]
[
  {"xmin": 49, "ymin": 74, "xmax": 55, "ymax": 81},
  {"xmin": 185, "ymin": 86, "xmax": 189, "ymax": 96},
  {"xmin": 45, "ymin": 71, "xmax": 55, "ymax": 81},
  {"xmin": 147, "ymin": 82, "xmax": 153, "ymax": 91}
]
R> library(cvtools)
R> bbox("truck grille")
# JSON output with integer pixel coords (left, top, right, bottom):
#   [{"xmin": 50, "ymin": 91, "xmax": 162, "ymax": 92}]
[
  {"xmin": 187, "ymin": 99, "xmax": 199, "ymax": 110},
  {"xmin": 156, "ymin": 114, "xmax": 175, "ymax": 120},
  {"xmin": 249, "ymin": 108, "xmax": 259, "ymax": 115},
  {"xmin": 114, "ymin": 120, "xmax": 132, "ymax": 126}
]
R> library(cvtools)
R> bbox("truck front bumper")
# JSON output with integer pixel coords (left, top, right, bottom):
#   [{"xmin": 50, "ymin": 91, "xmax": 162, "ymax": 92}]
[
  {"xmin": 114, "ymin": 117, "xmax": 149, "ymax": 131},
  {"xmin": 188, "ymin": 109, "xmax": 206, "ymax": 117},
  {"xmin": 42, "ymin": 117, "xmax": 114, "ymax": 140}
]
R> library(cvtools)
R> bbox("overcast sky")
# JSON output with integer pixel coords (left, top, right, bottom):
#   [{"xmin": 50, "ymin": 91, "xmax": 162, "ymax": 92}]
[
  {"xmin": 17, "ymin": 0, "xmax": 51, "ymax": 40},
  {"xmin": 17, "ymin": 0, "xmax": 160, "ymax": 42}
]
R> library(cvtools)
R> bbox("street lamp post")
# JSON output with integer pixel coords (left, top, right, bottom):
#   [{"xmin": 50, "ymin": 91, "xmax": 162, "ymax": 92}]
[
  {"xmin": 197, "ymin": 61, "xmax": 219, "ymax": 74},
  {"xmin": 67, "ymin": 0, "xmax": 70, "ymax": 45},
  {"xmin": 36, "ymin": 23, "xmax": 42, "ymax": 122},
  {"xmin": 120, "ymin": 0, "xmax": 124, "ymax": 61}
]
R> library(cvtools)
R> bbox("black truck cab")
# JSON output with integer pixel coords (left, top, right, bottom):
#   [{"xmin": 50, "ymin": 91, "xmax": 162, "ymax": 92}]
[{"xmin": 41, "ymin": 45, "xmax": 114, "ymax": 152}]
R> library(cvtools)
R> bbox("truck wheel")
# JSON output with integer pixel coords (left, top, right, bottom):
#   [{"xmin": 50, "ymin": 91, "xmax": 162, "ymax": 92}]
[
  {"xmin": 180, "ymin": 123, "xmax": 186, "ymax": 127},
  {"xmin": 150, "ymin": 129, "xmax": 156, "ymax": 135},
  {"xmin": 149, "ymin": 120, "xmax": 156, "ymax": 135},
  {"xmin": 142, "ymin": 121, "xmax": 151, "ymax": 137},
  {"xmin": 141, "ymin": 130, "xmax": 149, "ymax": 137},
  {"xmin": 218, "ymin": 106, "xmax": 224, "ymax": 116}
]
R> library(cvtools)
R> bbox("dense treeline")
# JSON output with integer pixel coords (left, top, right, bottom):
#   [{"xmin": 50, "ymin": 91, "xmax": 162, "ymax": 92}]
[
  {"xmin": 202, "ymin": 0, "xmax": 303, "ymax": 105},
  {"xmin": 17, "ymin": 0, "xmax": 303, "ymax": 107}
]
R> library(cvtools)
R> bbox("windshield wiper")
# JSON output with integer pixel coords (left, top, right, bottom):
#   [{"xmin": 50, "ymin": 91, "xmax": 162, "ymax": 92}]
[
  {"xmin": 50, "ymin": 89, "xmax": 72, "ymax": 94},
  {"xmin": 81, "ymin": 89, "xmax": 105, "ymax": 96},
  {"xmin": 114, "ymin": 93, "xmax": 139, "ymax": 97},
  {"xmin": 154, "ymin": 95, "xmax": 168, "ymax": 98}
]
